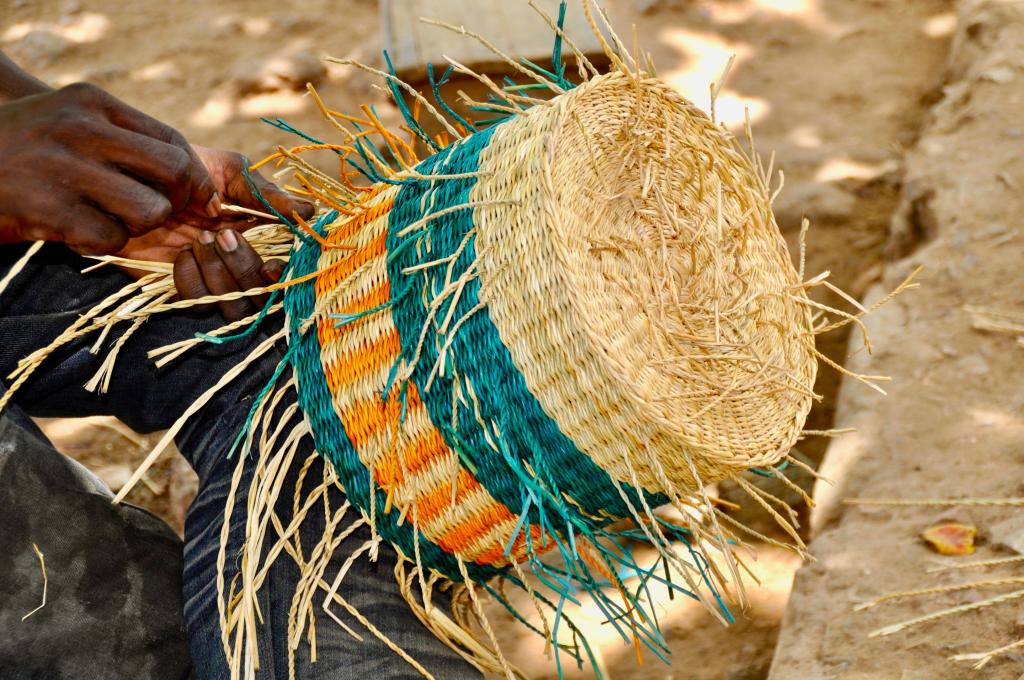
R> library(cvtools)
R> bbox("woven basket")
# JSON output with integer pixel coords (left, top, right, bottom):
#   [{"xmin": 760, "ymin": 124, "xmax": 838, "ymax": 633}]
[{"xmin": 283, "ymin": 69, "xmax": 816, "ymax": 581}]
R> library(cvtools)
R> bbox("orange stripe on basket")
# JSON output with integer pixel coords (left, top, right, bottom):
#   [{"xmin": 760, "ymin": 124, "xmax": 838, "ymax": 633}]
[
  {"xmin": 312, "ymin": 196, "xmax": 531, "ymax": 564},
  {"xmin": 326, "ymin": 188, "xmax": 394, "ymax": 244}
]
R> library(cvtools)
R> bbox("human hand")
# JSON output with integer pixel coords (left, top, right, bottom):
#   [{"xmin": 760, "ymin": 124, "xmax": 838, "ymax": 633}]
[
  {"xmin": 117, "ymin": 146, "xmax": 313, "ymax": 264},
  {"xmin": 0, "ymin": 82, "xmax": 220, "ymax": 254},
  {"xmin": 173, "ymin": 228, "xmax": 285, "ymax": 322}
]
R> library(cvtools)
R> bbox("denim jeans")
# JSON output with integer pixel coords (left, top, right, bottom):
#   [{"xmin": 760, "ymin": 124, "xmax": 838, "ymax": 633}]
[{"xmin": 0, "ymin": 243, "xmax": 480, "ymax": 680}]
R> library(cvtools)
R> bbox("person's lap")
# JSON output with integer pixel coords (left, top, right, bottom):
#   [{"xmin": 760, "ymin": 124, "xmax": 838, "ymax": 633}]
[
  {"xmin": 0, "ymin": 243, "xmax": 480, "ymax": 679},
  {"xmin": 0, "ymin": 398, "xmax": 192, "ymax": 680}
]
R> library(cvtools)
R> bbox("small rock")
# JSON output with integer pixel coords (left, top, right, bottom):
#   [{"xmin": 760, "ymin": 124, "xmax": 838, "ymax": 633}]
[
  {"xmin": 272, "ymin": 13, "xmax": 312, "ymax": 32},
  {"xmin": 976, "ymin": 223, "xmax": 1011, "ymax": 239},
  {"xmin": 933, "ymin": 505, "xmax": 974, "ymax": 525},
  {"xmin": 773, "ymin": 181, "xmax": 858, "ymax": 225},
  {"xmin": 726, "ymin": 664, "xmax": 767, "ymax": 680},
  {"xmin": 233, "ymin": 50, "xmax": 327, "ymax": 95},
  {"xmin": 853, "ymin": 503, "xmax": 891, "ymax": 518},
  {"xmin": 956, "ymin": 354, "xmax": 990, "ymax": 376},
  {"xmin": 980, "ymin": 66, "xmax": 1015, "ymax": 84},
  {"xmin": 91, "ymin": 464, "xmax": 132, "ymax": 492},
  {"xmin": 921, "ymin": 138, "xmax": 945, "ymax": 156},
  {"xmin": 12, "ymin": 29, "xmax": 72, "ymax": 64},
  {"xmin": 1014, "ymin": 610, "xmax": 1024, "ymax": 634},
  {"xmin": 81, "ymin": 64, "xmax": 124, "ymax": 82},
  {"xmin": 207, "ymin": 15, "xmax": 244, "ymax": 38},
  {"xmin": 1005, "ymin": 127, "xmax": 1023, "ymax": 138},
  {"xmin": 959, "ymin": 588, "xmax": 983, "ymax": 603},
  {"xmin": 901, "ymin": 671, "xmax": 936, "ymax": 680},
  {"xmin": 633, "ymin": 0, "xmax": 665, "ymax": 13},
  {"xmin": 990, "ymin": 514, "xmax": 1024, "ymax": 554},
  {"xmin": 131, "ymin": 60, "xmax": 179, "ymax": 83}
]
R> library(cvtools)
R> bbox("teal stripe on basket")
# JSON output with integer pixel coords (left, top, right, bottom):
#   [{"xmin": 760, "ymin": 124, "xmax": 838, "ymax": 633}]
[
  {"xmin": 385, "ymin": 124, "xmax": 666, "ymax": 538},
  {"xmin": 283, "ymin": 223, "xmax": 499, "ymax": 584}
]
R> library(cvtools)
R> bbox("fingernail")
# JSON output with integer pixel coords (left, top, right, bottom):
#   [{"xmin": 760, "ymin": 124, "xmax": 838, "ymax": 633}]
[
  {"xmin": 261, "ymin": 261, "xmax": 284, "ymax": 282},
  {"xmin": 216, "ymin": 229, "xmax": 238, "ymax": 252},
  {"xmin": 198, "ymin": 230, "xmax": 215, "ymax": 245},
  {"xmin": 205, "ymin": 193, "xmax": 221, "ymax": 218}
]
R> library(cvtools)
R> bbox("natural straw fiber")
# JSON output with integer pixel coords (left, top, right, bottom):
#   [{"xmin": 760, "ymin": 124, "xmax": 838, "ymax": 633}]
[{"xmin": 0, "ymin": 2, "xmax": 919, "ymax": 678}]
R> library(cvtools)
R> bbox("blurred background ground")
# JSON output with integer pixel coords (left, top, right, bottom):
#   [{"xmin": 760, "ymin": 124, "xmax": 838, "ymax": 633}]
[{"xmin": 1, "ymin": 1, "xmax": 973, "ymax": 678}]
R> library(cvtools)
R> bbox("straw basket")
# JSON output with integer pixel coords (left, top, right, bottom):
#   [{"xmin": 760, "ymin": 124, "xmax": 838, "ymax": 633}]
[{"xmin": 286, "ymin": 68, "xmax": 817, "ymax": 582}]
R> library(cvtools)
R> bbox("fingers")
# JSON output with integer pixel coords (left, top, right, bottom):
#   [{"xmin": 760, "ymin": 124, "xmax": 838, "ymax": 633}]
[
  {"xmin": 214, "ymin": 149, "xmax": 314, "ymax": 222},
  {"xmin": 0, "ymin": 83, "xmax": 224, "ymax": 252},
  {"xmin": 172, "ymin": 247, "xmax": 215, "ymax": 314},
  {"xmin": 246, "ymin": 169, "xmax": 315, "ymax": 222},
  {"xmin": 64, "ymin": 83, "xmax": 220, "ymax": 219},
  {"xmin": 172, "ymin": 229, "xmax": 282, "ymax": 322},
  {"xmin": 68, "ymin": 161, "xmax": 172, "ymax": 236},
  {"xmin": 212, "ymin": 229, "xmax": 271, "ymax": 310},
  {"xmin": 191, "ymin": 231, "xmax": 255, "ymax": 322},
  {"xmin": 261, "ymin": 259, "xmax": 285, "ymax": 283},
  {"xmin": 100, "ymin": 127, "xmax": 212, "ymax": 215},
  {"xmin": 180, "ymin": 229, "xmax": 276, "ymax": 321},
  {"xmin": 63, "ymin": 206, "xmax": 131, "ymax": 255},
  {"xmin": 0, "ymin": 186, "xmax": 130, "ymax": 254}
]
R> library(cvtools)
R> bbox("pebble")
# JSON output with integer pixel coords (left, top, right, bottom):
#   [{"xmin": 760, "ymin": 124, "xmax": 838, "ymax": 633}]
[
  {"xmin": 959, "ymin": 588, "xmax": 983, "ymax": 603},
  {"xmin": 91, "ymin": 464, "xmax": 132, "ymax": 492},
  {"xmin": 725, "ymin": 662, "xmax": 769, "ymax": 680},
  {"xmin": 921, "ymin": 138, "xmax": 945, "ymax": 156},
  {"xmin": 633, "ymin": 0, "xmax": 664, "ymax": 13},
  {"xmin": 990, "ymin": 514, "xmax": 1024, "ymax": 554},
  {"xmin": 13, "ymin": 29, "xmax": 72, "ymax": 64},
  {"xmin": 932, "ymin": 505, "xmax": 974, "ymax": 525},
  {"xmin": 773, "ymin": 181, "xmax": 858, "ymax": 225},
  {"xmin": 233, "ymin": 50, "xmax": 327, "ymax": 95},
  {"xmin": 974, "ymin": 223, "xmax": 1011, "ymax": 239},
  {"xmin": 980, "ymin": 66, "xmax": 1015, "ymax": 84},
  {"xmin": 900, "ymin": 670, "xmax": 934, "ymax": 680},
  {"xmin": 272, "ymin": 13, "xmax": 311, "ymax": 32},
  {"xmin": 81, "ymin": 64, "xmax": 124, "ymax": 82},
  {"xmin": 956, "ymin": 354, "xmax": 990, "ymax": 376}
]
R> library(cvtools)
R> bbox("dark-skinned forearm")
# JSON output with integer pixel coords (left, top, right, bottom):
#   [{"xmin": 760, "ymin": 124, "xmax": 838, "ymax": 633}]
[{"xmin": 0, "ymin": 51, "xmax": 51, "ymax": 103}]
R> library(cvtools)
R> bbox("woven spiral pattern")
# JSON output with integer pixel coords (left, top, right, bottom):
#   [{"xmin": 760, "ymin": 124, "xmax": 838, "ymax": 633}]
[
  {"xmin": 283, "ymin": 71, "xmax": 816, "ymax": 575},
  {"xmin": 474, "ymin": 72, "xmax": 817, "ymax": 493}
]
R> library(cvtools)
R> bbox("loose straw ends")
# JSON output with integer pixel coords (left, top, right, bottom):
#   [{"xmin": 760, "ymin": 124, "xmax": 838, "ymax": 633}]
[
  {"xmin": 0, "ymin": 241, "xmax": 44, "ymax": 299},
  {"xmin": 21, "ymin": 543, "xmax": 47, "ymax": 621}
]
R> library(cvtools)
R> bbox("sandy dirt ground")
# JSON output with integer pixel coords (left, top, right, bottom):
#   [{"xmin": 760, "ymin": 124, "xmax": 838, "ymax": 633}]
[
  {"xmin": 0, "ymin": 1, "xmax": 970, "ymax": 678},
  {"xmin": 771, "ymin": 1, "xmax": 1024, "ymax": 678}
]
